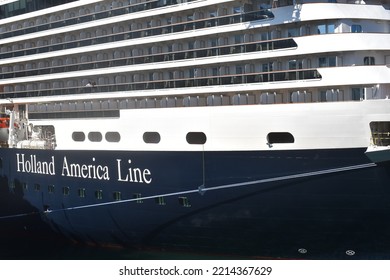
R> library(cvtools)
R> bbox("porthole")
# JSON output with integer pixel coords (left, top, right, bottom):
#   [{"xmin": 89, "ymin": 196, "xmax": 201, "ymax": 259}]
[
  {"xmin": 72, "ymin": 131, "xmax": 85, "ymax": 142},
  {"xmin": 143, "ymin": 132, "xmax": 161, "ymax": 144},
  {"xmin": 186, "ymin": 132, "xmax": 207, "ymax": 144},
  {"xmin": 267, "ymin": 132, "xmax": 294, "ymax": 144},
  {"xmin": 105, "ymin": 131, "xmax": 121, "ymax": 142},
  {"xmin": 88, "ymin": 131, "xmax": 102, "ymax": 142}
]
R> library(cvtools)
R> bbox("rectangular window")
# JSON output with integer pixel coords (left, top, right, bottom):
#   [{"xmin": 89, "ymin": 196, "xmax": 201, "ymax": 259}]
[
  {"xmin": 113, "ymin": 191, "xmax": 122, "ymax": 201},
  {"xmin": 63, "ymin": 186, "xmax": 70, "ymax": 195},
  {"xmin": 287, "ymin": 28, "xmax": 298, "ymax": 37},
  {"xmin": 47, "ymin": 185, "xmax": 54, "ymax": 193},
  {"xmin": 328, "ymin": 56, "xmax": 336, "ymax": 67},
  {"xmin": 288, "ymin": 60, "xmax": 297, "ymax": 70},
  {"xmin": 317, "ymin": 24, "xmax": 326, "ymax": 34},
  {"xmin": 133, "ymin": 193, "xmax": 143, "ymax": 203},
  {"xmin": 155, "ymin": 197, "xmax": 166, "ymax": 206},
  {"xmin": 319, "ymin": 57, "xmax": 327, "ymax": 67},
  {"xmin": 351, "ymin": 24, "xmax": 362, "ymax": 33},
  {"xmin": 352, "ymin": 88, "xmax": 362, "ymax": 100},
  {"xmin": 179, "ymin": 197, "xmax": 191, "ymax": 207},
  {"xmin": 95, "ymin": 190, "xmax": 103, "ymax": 200},
  {"xmin": 364, "ymin": 57, "xmax": 375, "ymax": 65},
  {"xmin": 78, "ymin": 188, "xmax": 86, "ymax": 198}
]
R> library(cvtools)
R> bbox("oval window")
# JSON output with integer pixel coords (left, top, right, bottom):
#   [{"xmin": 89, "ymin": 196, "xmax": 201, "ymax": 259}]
[
  {"xmin": 88, "ymin": 132, "xmax": 102, "ymax": 142},
  {"xmin": 267, "ymin": 132, "xmax": 294, "ymax": 144},
  {"xmin": 105, "ymin": 132, "xmax": 121, "ymax": 142},
  {"xmin": 72, "ymin": 131, "xmax": 85, "ymax": 142},
  {"xmin": 143, "ymin": 132, "xmax": 161, "ymax": 144},
  {"xmin": 186, "ymin": 132, "xmax": 207, "ymax": 144}
]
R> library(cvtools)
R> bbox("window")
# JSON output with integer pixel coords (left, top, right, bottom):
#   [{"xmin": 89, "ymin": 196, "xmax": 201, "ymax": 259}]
[
  {"xmin": 78, "ymin": 188, "xmax": 86, "ymax": 198},
  {"xmin": 287, "ymin": 28, "xmax": 298, "ymax": 37},
  {"xmin": 352, "ymin": 88, "xmax": 362, "ymax": 101},
  {"xmin": 179, "ymin": 197, "xmax": 191, "ymax": 207},
  {"xmin": 34, "ymin": 183, "xmax": 41, "ymax": 191},
  {"xmin": 233, "ymin": 6, "xmax": 242, "ymax": 14},
  {"xmin": 319, "ymin": 56, "xmax": 337, "ymax": 67},
  {"xmin": 364, "ymin": 57, "xmax": 375, "ymax": 65},
  {"xmin": 143, "ymin": 132, "xmax": 161, "ymax": 144},
  {"xmin": 63, "ymin": 186, "xmax": 70, "ymax": 195},
  {"xmin": 351, "ymin": 24, "xmax": 362, "ymax": 33},
  {"xmin": 72, "ymin": 131, "xmax": 85, "ymax": 142},
  {"xmin": 186, "ymin": 132, "xmax": 207, "ymax": 144},
  {"xmin": 105, "ymin": 132, "xmax": 121, "ymax": 142},
  {"xmin": 319, "ymin": 57, "xmax": 327, "ymax": 67},
  {"xmin": 267, "ymin": 132, "xmax": 295, "ymax": 144},
  {"xmin": 88, "ymin": 132, "xmax": 102, "ymax": 142},
  {"xmin": 113, "ymin": 191, "xmax": 122, "ymax": 201},
  {"xmin": 133, "ymin": 193, "xmax": 143, "ymax": 204},
  {"xmin": 48, "ymin": 185, "xmax": 55, "ymax": 193},
  {"xmin": 155, "ymin": 197, "xmax": 166, "ymax": 206},
  {"xmin": 95, "ymin": 190, "xmax": 103, "ymax": 200},
  {"xmin": 317, "ymin": 23, "xmax": 335, "ymax": 34}
]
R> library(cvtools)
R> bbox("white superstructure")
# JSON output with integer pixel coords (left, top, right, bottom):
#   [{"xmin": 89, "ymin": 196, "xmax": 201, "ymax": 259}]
[{"xmin": 0, "ymin": 0, "xmax": 389, "ymax": 152}]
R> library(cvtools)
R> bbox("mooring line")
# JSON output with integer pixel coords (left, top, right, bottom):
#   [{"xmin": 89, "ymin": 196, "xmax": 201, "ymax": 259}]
[{"xmin": 0, "ymin": 162, "xmax": 376, "ymax": 219}]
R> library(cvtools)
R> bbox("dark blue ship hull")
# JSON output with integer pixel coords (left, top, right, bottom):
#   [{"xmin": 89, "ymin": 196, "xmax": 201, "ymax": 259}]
[{"xmin": 1, "ymin": 147, "xmax": 390, "ymax": 259}]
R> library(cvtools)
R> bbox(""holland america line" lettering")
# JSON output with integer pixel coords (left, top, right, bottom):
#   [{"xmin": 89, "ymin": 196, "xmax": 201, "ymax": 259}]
[
  {"xmin": 16, "ymin": 153, "xmax": 55, "ymax": 175},
  {"xmin": 15, "ymin": 153, "xmax": 153, "ymax": 184}
]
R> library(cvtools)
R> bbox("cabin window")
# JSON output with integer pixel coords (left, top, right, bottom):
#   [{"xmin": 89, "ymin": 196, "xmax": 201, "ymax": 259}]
[
  {"xmin": 113, "ymin": 191, "xmax": 122, "ymax": 201},
  {"xmin": 267, "ymin": 132, "xmax": 295, "ymax": 144},
  {"xmin": 179, "ymin": 197, "xmax": 191, "ymax": 207},
  {"xmin": 88, "ymin": 132, "xmax": 102, "ymax": 142},
  {"xmin": 95, "ymin": 190, "xmax": 103, "ymax": 200},
  {"xmin": 317, "ymin": 23, "xmax": 335, "ymax": 34},
  {"xmin": 155, "ymin": 197, "xmax": 166, "ymax": 206},
  {"xmin": 34, "ymin": 183, "xmax": 41, "ymax": 191},
  {"xmin": 63, "ymin": 186, "xmax": 70, "ymax": 195},
  {"xmin": 78, "ymin": 188, "xmax": 86, "ymax": 198},
  {"xmin": 22, "ymin": 182, "xmax": 28, "ymax": 191},
  {"xmin": 72, "ymin": 131, "xmax": 85, "ymax": 142},
  {"xmin": 352, "ymin": 88, "xmax": 362, "ymax": 100},
  {"xmin": 133, "ymin": 193, "xmax": 143, "ymax": 203},
  {"xmin": 143, "ymin": 132, "xmax": 161, "ymax": 144},
  {"xmin": 364, "ymin": 57, "xmax": 375, "ymax": 65},
  {"xmin": 186, "ymin": 132, "xmax": 207, "ymax": 144},
  {"xmin": 351, "ymin": 24, "xmax": 362, "ymax": 33},
  {"xmin": 105, "ymin": 132, "xmax": 121, "ymax": 142},
  {"xmin": 48, "ymin": 185, "xmax": 55, "ymax": 193}
]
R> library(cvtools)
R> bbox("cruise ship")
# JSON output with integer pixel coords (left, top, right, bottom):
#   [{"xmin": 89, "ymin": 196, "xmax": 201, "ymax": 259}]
[{"xmin": 1, "ymin": 0, "xmax": 390, "ymax": 259}]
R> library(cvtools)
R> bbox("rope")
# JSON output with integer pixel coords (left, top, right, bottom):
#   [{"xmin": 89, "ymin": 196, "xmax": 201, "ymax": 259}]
[{"xmin": 0, "ymin": 162, "xmax": 376, "ymax": 219}]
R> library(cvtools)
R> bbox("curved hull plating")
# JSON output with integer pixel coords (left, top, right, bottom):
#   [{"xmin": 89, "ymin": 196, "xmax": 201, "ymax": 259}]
[{"xmin": 1, "ymin": 147, "xmax": 390, "ymax": 259}]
